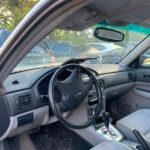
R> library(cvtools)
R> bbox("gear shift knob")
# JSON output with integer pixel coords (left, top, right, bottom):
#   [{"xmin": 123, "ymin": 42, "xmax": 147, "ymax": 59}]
[{"xmin": 103, "ymin": 112, "xmax": 110, "ymax": 130}]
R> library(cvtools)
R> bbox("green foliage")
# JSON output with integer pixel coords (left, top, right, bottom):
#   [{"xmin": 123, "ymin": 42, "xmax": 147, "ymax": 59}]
[
  {"xmin": 49, "ymin": 30, "xmax": 85, "ymax": 44},
  {"xmin": 0, "ymin": 0, "xmax": 38, "ymax": 31},
  {"xmin": 47, "ymin": 28, "xmax": 100, "ymax": 45}
]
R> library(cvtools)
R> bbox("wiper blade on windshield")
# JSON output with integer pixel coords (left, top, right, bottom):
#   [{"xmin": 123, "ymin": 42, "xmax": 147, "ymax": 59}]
[{"xmin": 62, "ymin": 57, "xmax": 98, "ymax": 65}]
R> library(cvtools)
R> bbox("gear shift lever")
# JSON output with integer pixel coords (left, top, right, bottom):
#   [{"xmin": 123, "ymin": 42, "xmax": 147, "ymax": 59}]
[
  {"xmin": 103, "ymin": 112, "xmax": 110, "ymax": 130},
  {"xmin": 96, "ymin": 112, "xmax": 123, "ymax": 141}
]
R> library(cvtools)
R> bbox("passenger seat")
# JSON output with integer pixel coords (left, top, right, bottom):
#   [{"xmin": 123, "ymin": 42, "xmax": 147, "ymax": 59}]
[
  {"xmin": 117, "ymin": 109, "xmax": 150, "ymax": 144},
  {"xmin": 90, "ymin": 141, "xmax": 131, "ymax": 150}
]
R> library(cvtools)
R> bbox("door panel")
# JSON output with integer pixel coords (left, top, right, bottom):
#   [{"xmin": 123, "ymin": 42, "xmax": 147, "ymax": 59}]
[
  {"xmin": 115, "ymin": 68, "xmax": 150, "ymax": 120},
  {"xmin": 136, "ymin": 68, "xmax": 150, "ymax": 83},
  {"xmin": 109, "ymin": 50, "xmax": 150, "ymax": 120}
]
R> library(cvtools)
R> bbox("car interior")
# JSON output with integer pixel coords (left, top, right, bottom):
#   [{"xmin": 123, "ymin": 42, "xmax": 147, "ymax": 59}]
[{"xmin": 0, "ymin": 0, "xmax": 150, "ymax": 150}]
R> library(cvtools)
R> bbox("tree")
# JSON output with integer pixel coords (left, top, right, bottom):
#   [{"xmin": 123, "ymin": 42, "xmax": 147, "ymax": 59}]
[{"xmin": 0, "ymin": 0, "xmax": 38, "ymax": 31}]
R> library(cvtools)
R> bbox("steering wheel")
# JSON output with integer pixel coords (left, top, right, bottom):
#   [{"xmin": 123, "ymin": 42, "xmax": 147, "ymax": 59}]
[{"xmin": 48, "ymin": 64, "xmax": 102, "ymax": 129}]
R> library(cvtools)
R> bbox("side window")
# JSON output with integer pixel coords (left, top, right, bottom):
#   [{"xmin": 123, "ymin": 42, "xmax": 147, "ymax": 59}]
[{"xmin": 139, "ymin": 48, "xmax": 150, "ymax": 67}]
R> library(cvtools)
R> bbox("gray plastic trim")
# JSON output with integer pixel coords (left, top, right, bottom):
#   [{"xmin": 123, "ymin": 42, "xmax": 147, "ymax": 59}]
[
  {"xmin": 120, "ymin": 36, "xmax": 150, "ymax": 66},
  {"xmin": 0, "ymin": 106, "xmax": 49, "ymax": 141}
]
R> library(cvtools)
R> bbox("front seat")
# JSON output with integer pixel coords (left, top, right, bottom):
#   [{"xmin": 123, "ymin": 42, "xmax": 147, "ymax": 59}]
[
  {"xmin": 90, "ymin": 141, "xmax": 131, "ymax": 150},
  {"xmin": 117, "ymin": 109, "xmax": 150, "ymax": 144}
]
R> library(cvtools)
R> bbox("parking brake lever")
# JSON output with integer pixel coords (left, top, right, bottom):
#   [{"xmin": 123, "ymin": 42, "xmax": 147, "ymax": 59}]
[{"xmin": 133, "ymin": 130, "xmax": 150, "ymax": 150}]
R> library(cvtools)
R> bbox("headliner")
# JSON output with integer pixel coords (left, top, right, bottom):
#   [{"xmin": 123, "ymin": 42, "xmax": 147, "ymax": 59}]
[{"xmin": 58, "ymin": 0, "xmax": 150, "ymax": 31}]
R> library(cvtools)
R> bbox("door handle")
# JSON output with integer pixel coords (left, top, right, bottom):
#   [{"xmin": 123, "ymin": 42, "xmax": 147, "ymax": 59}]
[
  {"xmin": 112, "ymin": 90, "xmax": 119, "ymax": 95},
  {"xmin": 144, "ymin": 74, "xmax": 150, "ymax": 79}
]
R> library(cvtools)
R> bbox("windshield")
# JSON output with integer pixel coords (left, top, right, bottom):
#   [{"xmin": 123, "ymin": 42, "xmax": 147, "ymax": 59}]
[{"xmin": 14, "ymin": 24, "xmax": 149, "ymax": 72}]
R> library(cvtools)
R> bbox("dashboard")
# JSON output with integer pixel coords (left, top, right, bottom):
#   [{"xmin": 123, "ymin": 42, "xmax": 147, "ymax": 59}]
[{"xmin": 0, "ymin": 64, "xmax": 136, "ymax": 141}]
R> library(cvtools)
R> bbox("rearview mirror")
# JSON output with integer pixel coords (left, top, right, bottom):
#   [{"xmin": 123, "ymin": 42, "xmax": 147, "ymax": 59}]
[{"xmin": 94, "ymin": 27, "xmax": 124, "ymax": 42}]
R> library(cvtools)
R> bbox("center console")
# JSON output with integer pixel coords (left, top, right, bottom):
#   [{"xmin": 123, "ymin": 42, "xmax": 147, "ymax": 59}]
[
  {"xmin": 87, "ymin": 80, "xmax": 106, "ymax": 118},
  {"xmin": 95, "ymin": 122, "xmax": 123, "ymax": 141},
  {"xmin": 87, "ymin": 80, "xmax": 123, "ymax": 142},
  {"xmin": 74, "ymin": 80, "xmax": 141, "ymax": 150}
]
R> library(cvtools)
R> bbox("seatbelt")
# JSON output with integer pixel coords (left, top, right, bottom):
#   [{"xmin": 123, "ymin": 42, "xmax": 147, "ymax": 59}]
[{"xmin": 133, "ymin": 130, "xmax": 150, "ymax": 150}]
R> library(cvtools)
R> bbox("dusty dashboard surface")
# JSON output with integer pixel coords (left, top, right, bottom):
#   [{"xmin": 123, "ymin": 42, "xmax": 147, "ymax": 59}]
[{"xmin": 0, "ymin": 64, "xmax": 135, "ymax": 140}]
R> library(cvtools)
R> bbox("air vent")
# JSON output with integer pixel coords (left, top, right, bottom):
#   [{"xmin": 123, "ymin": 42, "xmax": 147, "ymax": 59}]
[{"xmin": 16, "ymin": 93, "xmax": 33, "ymax": 109}]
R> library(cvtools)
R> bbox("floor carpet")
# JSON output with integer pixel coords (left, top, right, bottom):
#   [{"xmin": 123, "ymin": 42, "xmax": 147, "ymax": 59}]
[{"xmin": 30, "ymin": 122, "xmax": 92, "ymax": 150}]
